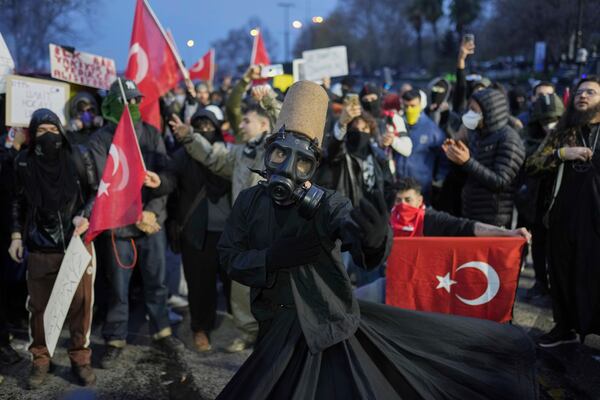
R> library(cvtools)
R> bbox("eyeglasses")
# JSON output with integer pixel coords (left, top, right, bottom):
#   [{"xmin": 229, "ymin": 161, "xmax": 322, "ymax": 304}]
[{"xmin": 575, "ymin": 88, "xmax": 599, "ymax": 97}]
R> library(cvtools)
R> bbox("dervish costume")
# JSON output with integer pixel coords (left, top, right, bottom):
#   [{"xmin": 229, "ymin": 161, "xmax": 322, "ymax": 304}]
[{"xmin": 216, "ymin": 81, "xmax": 537, "ymax": 399}]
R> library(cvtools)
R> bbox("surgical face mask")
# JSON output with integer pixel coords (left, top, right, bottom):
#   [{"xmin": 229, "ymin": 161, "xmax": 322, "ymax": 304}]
[
  {"xmin": 462, "ymin": 109, "xmax": 483, "ymax": 130},
  {"xmin": 404, "ymin": 105, "xmax": 421, "ymax": 126},
  {"xmin": 264, "ymin": 131, "xmax": 324, "ymax": 219}
]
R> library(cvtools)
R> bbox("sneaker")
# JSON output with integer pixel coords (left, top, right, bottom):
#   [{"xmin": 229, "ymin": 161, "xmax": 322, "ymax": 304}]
[
  {"xmin": 168, "ymin": 308, "xmax": 183, "ymax": 324},
  {"xmin": 28, "ymin": 363, "xmax": 49, "ymax": 389},
  {"xmin": 224, "ymin": 337, "xmax": 253, "ymax": 353},
  {"xmin": 193, "ymin": 331, "xmax": 212, "ymax": 352},
  {"xmin": 100, "ymin": 346, "xmax": 123, "ymax": 369},
  {"xmin": 537, "ymin": 326, "xmax": 578, "ymax": 348},
  {"xmin": 0, "ymin": 344, "xmax": 22, "ymax": 365},
  {"xmin": 72, "ymin": 364, "xmax": 96, "ymax": 386},
  {"xmin": 167, "ymin": 295, "xmax": 189, "ymax": 308},
  {"xmin": 155, "ymin": 335, "xmax": 185, "ymax": 352}
]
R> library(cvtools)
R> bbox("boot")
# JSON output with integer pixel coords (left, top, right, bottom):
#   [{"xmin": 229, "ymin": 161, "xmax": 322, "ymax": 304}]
[
  {"xmin": 72, "ymin": 364, "xmax": 96, "ymax": 386},
  {"xmin": 28, "ymin": 363, "xmax": 49, "ymax": 389}
]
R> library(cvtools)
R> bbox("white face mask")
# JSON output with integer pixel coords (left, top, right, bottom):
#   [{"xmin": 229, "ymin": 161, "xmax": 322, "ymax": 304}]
[{"xmin": 462, "ymin": 109, "xmax": 483, "ymax": 130}]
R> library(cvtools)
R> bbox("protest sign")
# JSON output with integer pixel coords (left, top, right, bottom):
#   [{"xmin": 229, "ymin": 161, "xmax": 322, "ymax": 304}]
[
  {"xmin": 292, "ymin": 59, "xmax": 306, "ymax": 83},
  {"xmin": 0, "ymin": 33, "xmax": 15, "ymax": 94},
  {"xmin": 50, "ymin": 44, "xmax": 117, "ymax": 90},
  {"xmin": 43, "ymin": 236, "xmax": 92, "ymax": 357},
  {"xmin": 301, "ymin": 46, "xmax": 348, "ymax": 81},
  {"xmin": 5, "ymin": 75, "xmax": 70, "ymax": 127}
]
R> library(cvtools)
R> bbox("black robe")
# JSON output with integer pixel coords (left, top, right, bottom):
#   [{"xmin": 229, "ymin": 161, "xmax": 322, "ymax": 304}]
[{"xmin": 217, "ymin": 184, "xmax": 537, "ymax": 400}]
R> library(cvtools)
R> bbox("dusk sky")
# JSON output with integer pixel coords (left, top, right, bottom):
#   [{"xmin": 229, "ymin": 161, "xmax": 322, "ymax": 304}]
[{"xmin": 81, "ymin": 0, "xmax": 339, "ymax": 69}]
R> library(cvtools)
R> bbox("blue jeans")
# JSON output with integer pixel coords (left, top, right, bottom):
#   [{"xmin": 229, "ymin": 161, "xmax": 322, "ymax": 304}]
[{"xmin": 102, "ymin": 231, "xmax": 170, "ymax": 342}]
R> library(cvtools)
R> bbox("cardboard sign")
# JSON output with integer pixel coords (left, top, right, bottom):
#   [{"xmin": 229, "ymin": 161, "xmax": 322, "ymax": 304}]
[
  {"xmin": 0, "ymin": 33, "xmax": 15, "ymax": 94},
  {"xmin": 5, "ymin": 75, "xmax": 70, "ymax": 127},
  {"xmin": 301, "ymin": 46, "xmax": 348, "ymax": 81},
  {"xmin": 43, "ymin": 236, "xmax": 92, "ymax": 357},
  {"xmin": 292, "ymin": 59, "xmax": 306, "ymax": 83},
  {"xmin": 50, "ymin": 44, "xmax": 116, "ymax": 90}
]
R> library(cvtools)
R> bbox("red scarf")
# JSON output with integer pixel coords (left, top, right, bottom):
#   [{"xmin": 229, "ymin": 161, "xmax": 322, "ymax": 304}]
[{"xmin": 390, "ymin": 203, "xmax": 426, "ymax": 237}]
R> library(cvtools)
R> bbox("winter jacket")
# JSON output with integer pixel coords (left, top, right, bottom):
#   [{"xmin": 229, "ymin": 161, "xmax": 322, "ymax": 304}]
[
  {"xmin": 394, "ymin": 113, "xmax": 448, "ymax": 200},
  {"xmin": 461, "ymin": 89, "xmax": 525, "ymax": 227},
  {"xmin": 88, "ymin": 121, "xmax": 168, "ymax": 238}
]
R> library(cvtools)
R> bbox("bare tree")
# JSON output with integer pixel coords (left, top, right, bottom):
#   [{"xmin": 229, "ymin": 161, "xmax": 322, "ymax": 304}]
[
  {"xmin": 211, "ymin": 17, "xmax": 278, "ymax": 76},
  {"xmin": 0, "ymin": 0, "xmax": 96, "ymax": 72}
]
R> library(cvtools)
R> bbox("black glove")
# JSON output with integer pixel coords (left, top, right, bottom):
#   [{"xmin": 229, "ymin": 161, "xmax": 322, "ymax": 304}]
[
  {"xmin": 349, "ymin": 190, "xmax": 389, "ymax": 250},
  {"xmin": 266, "ymin": 233, "xmax": 322, "ymax": 270}
]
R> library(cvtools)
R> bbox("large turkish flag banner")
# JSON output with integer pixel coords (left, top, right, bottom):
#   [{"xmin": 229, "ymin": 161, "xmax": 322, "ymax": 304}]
[
  {"xmin": 125, "ymin": 0, "xmax": 184, "ymax": 128},
  {"xmin": 386, "ymin": 237, "xmax": 526, "ymax": 322},
  {"xmin": 85, "ymin": 107, "xmax": 146, "ymax": 243},
  {"xmin": 250, "ymin": 31, "xmax": 271, "ymax": 66}
]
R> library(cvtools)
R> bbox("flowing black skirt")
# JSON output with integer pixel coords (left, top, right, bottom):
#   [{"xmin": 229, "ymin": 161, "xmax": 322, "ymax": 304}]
[{"xmin": 217, "ymin": 301, "xmax": 537, "ymax": 400}]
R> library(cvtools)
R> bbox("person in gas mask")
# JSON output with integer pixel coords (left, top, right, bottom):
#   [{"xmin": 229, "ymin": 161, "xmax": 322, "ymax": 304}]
[
  {"xmin": 9, "ymin": 109, "xmax": 98, "ymax": 388},
  {"xmin": 215, "ymin": 81, "xmax": 537, "ymax": 400},
  {"xmin": 66, "ymin": 92, "xmax": 103, "ymax": 146},
  {"xmin": 443, "ymin": 88, "xmax": 525, "ymax": 227},
  {"xmin": 153, "ymin": 108, "xmax": 232, "ymax": 352},
  {"xmin": 395, "ymin": 89, "xmax": 448, "ymax": 202}
]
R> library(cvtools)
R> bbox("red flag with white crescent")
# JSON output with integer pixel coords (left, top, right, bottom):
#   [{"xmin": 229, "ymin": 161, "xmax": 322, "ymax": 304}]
[
  {"xmin": 250, "ymin": 31, "xmax": 270, "ymax": 66},
  {"xmin": 385, "ymin": 237, "xmax": 525, "ymax": 322},
  {"xmin": 85, "ymin": 107, "xmax": 146, "ymax": 243},
  {"xmin": 125, "ymin": 0, "xmax": 185, "ymax": 128},
  {"xmin": 189, "ymin": 48, "xmax": 215, "ymax": 82}
]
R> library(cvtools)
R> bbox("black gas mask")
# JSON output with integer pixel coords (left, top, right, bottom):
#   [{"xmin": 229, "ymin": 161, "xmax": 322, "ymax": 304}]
[{"xmin": 264, "ymin": 129, "xmax": 324, "ymax": 219}]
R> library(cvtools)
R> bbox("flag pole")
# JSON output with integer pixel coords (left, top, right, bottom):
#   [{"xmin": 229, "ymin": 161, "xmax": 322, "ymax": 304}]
[
  {"xmin": 209, "ymin": 48, "xmax": 215, "ymax": 85},
  {"xmin": 142, "ymin": 0, "xmax": 189, "ymax": 80},
  {"xmin": 117, "ymin": 77, "xmax": 147, "ymax": 172}
]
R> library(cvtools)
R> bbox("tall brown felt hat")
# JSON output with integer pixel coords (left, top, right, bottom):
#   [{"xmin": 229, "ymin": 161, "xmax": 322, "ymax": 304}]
[{"xmin": 274, "ymin": 81, "xmax": 329, "ymax": 147}]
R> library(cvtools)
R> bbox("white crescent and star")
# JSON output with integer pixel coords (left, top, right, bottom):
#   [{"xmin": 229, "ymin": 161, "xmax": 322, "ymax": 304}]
[
  {"xmin": 190, "ymin": 58, "xmax": 204, "ymax": 72},
  {"xmin": 127, "ymin": 42, "xmax": 149, "ymax": 84},
  {"xmin": 435, "ymin": 261, "xmax": 500, "ymax": 306},
  {"xmin": 97, "ymin": 144, "xmax": 131, "ymax": 198}
]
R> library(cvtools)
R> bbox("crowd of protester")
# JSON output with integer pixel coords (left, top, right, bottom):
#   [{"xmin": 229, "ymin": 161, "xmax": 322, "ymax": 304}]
[{"xmin": 0, "ymin": 36, "xmax": 599, "ymax": 390}]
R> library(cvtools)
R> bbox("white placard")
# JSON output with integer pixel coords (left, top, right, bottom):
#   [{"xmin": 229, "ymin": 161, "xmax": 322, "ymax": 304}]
[
  {"xmin": 43, "ymin": 236, "xmax": 92, "ymax": 357},
  {"xmin": 5, "ymin": 75, "xmax": 70, "ymax": 127},
  {"xmin": 301, "ymin": 46, "xmax": 348, "ymax": 81},
  {"xmin": 0, "ymin": 33, "xmax": 15, "ymax": 94},
  {"xmin": 49, "ymin": 44, "xmax": 117, "ymax": 90},
  {"xmin": 292, "ymin": 59, "xmax": 306, "ymax": 83}
]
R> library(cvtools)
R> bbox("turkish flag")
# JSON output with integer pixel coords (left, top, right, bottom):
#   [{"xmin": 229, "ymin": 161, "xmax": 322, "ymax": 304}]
[
  {"xmin": 85, "ymin": 107, "xmax": 146, "ymax": 243},
  {"xmin": 189, "ymin": 48, "xmax": 215, "ymax": 82},
  {"xmin": 386, "ymin": 237, "xmax": 526, "ymax": 323},
  {"xmin": 125, "ymin": 0, "xmax": 185, "ymax": 128},
  {"xmin": 251, "ymin": 31, "xmax": 270, "ymax": 66}
]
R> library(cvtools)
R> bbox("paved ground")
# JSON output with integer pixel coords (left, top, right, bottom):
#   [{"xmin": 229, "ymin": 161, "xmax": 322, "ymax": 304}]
[{"xmin": 1, "ymin": 265, "xmax": 600, "ymax": 399}]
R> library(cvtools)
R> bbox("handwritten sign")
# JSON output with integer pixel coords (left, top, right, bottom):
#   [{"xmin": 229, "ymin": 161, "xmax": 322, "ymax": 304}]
[
  {"xmin": 301, "ymin": 46, "xmax": 348, "ymax": 81},
  {"xmin": 0, "ymin": 33, "xmax": 15, "ymax": 94},
  {"xmin": 43, "ymin": 236, "xmax": 92, "ymax": 357},
  {"xmin": 50, "ymin": 44, "xmax": 116, "ymax": 90},
  {"xmin": 5, "ymin": 75, "xmax": 70, "ymax": 127}
]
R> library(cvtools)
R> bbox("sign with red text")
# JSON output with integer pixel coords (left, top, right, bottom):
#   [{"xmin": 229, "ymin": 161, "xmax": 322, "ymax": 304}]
[{"xmin": 50, "ymin": 44, "xmax": 117, "ymax": 90}]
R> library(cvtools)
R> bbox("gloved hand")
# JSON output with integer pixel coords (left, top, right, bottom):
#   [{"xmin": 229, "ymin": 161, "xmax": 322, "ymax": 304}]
[
  {"xmin": 349, "ymin": 190, "xmax": 389, "ymax": 250},
  {"xmin": 266, "ymin": 233, "xmax": 321, "ymax": 271}
]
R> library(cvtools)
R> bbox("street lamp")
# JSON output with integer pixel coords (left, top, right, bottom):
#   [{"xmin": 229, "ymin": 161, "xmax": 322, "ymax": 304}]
[
  {"xmin": 186, "ymin": 40, "xmax": 195, "ymax": 47},
  {"xmin": 278, "ymin": 2, "xmax": 294, "ymax": 61},
  {"xmin": 250, "ymin": 28, "xmax": 259, "ymax": 37},
  {"xmin": 292, "ymin": 20, "xmax": 303, "ymax": 29},
  {"xmin": 312, "ymin": 16, "xmax": 324, "ymax": 24}
]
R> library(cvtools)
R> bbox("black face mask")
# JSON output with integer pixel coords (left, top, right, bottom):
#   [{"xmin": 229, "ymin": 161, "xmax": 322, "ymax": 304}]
[
  {"xmin": 264, "ymin": 130, "xmax": 324, "ymax": 219},
  {"xmin": 346, "ymin": 130, "xmax": 371, "ymax": 155},
  {"xmin": 361, "ymin": 99, "xmax": 381, "ymax": 116},
  {"xmin": 35, "ymin": 133, "xmax": 63, "ymax": 161},
  {"xmin": 195, "ymin": 129, "xmax": 218, "ymax": 144}
]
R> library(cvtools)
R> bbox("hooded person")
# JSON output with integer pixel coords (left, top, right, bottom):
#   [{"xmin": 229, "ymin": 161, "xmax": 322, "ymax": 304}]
[
  {"xmin": 215, "ymin": 81, "xmax": 537, "ymax": 400},
  {"xmin": 443, "ymin": 88, "xmax": 526, "ymax": 227},
  {"xmin": 9, "ymin": 108, "xmax": 98, "ymax": 388},
  {"xmin": 66, "ymin": 92, "xmax": 103, "ymax": 145},
  {"xmin": 88, "ymin": 79, "xmax": 179, "ymax": 367}
]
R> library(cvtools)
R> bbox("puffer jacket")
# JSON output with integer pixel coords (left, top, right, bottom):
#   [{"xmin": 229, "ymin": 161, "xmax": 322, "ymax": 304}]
[
  {"xmin": 12, "ymin": 110, "xmax": 97, "ymax": 252},
  {"xmin": 461, "ymin": 89, "xmax": 525, "ymax": 227}
]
